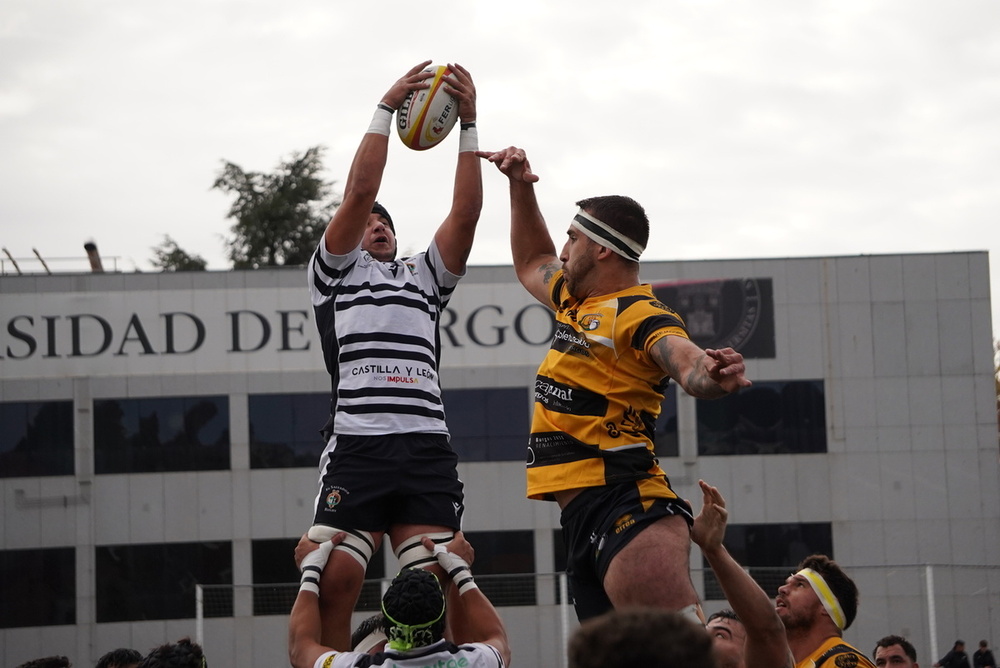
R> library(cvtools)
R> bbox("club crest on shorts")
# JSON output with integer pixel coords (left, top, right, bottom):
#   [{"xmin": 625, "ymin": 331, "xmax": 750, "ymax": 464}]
[{"xmin": 323, "ymin": 486, "xmax": 347, "ymax": 511}]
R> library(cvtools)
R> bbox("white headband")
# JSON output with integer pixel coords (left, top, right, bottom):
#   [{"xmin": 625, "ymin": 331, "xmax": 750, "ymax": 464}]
[
  {"xmin": 797, "ymin": 568, "xmax": 846, "ymax": 630},
  {"xmin": 571, "ymin": 209, "xmax": 645, "ymax": 262}
]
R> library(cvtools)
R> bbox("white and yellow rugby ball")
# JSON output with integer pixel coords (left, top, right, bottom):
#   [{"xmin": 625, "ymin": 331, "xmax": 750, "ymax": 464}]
[{"xmin": 396, "ymin": 65, "xmax": 458, "ymax": 151}]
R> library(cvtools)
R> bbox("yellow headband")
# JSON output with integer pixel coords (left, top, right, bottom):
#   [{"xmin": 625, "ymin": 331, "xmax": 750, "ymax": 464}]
[{"xmin": 797, "ymin": 568, "xmax": 846, "ymax": 630}]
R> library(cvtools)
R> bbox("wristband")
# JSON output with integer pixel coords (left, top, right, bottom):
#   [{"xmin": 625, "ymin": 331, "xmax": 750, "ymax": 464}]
[
  {"xmin": 458, "ymin": 125, "xmax": 479, "ymax": 153},
  {"xmin": 367, "ymin": 106, "xmax": 392, "ymax": 136},
  {"xmin": 432, "ymin": 544, "xmax": 479, "ymax": 594},
  {"xmin": 299, "ymin": 540, "xmax": 335, "ymax": 595}
]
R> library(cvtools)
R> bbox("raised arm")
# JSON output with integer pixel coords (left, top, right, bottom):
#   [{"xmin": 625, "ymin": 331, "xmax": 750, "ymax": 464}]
[
  {"xmin": 478, "ymin": 146, "xmax": 559, "ymax": 306},
  {"xmin": 323, "ymin": 61, "xmax": 434, "ymax": 255},
  {"xmin": 422, "ymin": 532, "xmax": 511, "ymax": 666},
  {"xmin": 649, "ymin": 335, "xmax": 751, "ymax": 398},
  {"xmin": 693, "ymin": 481, "xmax": 793, "ymax": 668},
  {"xmin": 433, "ymin": 63, "xmax": 483, "ymax": 275},
  {"xmin": 288, "ymin": 533, "xmax": 345, "ymax": 668}
]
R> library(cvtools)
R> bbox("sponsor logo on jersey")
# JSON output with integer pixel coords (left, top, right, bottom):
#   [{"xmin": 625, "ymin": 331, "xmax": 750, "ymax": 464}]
[
  {"xmin": 552, "ymin": 323, "xmax": 591, "ymax": 356},
  {"xmin": 834, "ymin": 654, "xmax": 861, "ymax": 668},
  {"xmin": 534, "ymin": 376, "xmax": 608, "ymax": 416}
]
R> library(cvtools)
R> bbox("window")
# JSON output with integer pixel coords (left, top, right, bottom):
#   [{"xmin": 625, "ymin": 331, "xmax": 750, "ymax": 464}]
[
  {"xmin": 443, "ymin": 387, "xmax": 530, "ymax": 462},
  {"xmin": 696, "ymin": 380, "xmax": 826, "ymax": 455},
  {"xmin": 94, "ymin": 396, "xmax": 230, "ymax": 473},
  {"xmin": 0, "ymin": 400, "xmax": 74, "ymax": 478},
  {"xmin": 653, "ymin": 384, "xmax": 679, "ymax": 458},
  {"xmin": 248, "ymin": 393, "xmax": 329, "ymax": 469},
  {"xmin": 246, "ymin": 388, "xmax": 531, "ymax": 468},
  {"xmin": 251, "ymin": 538, "xmax": 385, "ymax": 615},
  {"xmin": 95, "ymin": 541, "xmax": 232, "ymax": 622},
  {"xmin": 463, "ymin": 530, "xmax": 535, "ymax": 606},
  {"xmin": 651, "ymin": 278, "xmax": 776, "ymax": 359},
  {"xmin": 0, "ymin": 547, "xmax": 75, "ymax": 627},
  {"xmin": 702, "ymin": 522, "xmax": 833, "ymax": 600}
]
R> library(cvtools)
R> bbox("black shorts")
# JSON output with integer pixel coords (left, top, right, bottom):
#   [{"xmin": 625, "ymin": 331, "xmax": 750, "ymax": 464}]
[
  {"xmin": 312, "ymin": 433, "xmax": 464, "ymax": 533},
  {"xmin": 560, "ymin": 477, "xmax": 694, "ymax": 621}
]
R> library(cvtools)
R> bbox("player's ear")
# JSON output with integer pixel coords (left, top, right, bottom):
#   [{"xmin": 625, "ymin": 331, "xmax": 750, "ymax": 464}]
[{"xmin": 595, "ymin": 245, "xmax": 615, "ymax": 260}]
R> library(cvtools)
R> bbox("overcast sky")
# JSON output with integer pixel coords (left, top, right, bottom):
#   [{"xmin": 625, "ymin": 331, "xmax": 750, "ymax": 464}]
[{"xmin": 3, "ymin": 0, "xmax": 999, "ymax": 335}]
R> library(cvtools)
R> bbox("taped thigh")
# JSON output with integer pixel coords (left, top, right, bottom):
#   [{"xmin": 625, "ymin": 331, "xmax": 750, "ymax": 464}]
[
  {"xmin": 308, "ymin": 525, "xmax": 375, "ymax": 570},
  {"xmin": 394, "ymin": 532, "xmax": 454, "ymax": 571}
]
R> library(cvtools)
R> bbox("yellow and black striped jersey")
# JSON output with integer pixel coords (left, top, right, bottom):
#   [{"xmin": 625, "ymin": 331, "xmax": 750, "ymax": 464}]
[
  {"xmin": 526, "ymin": 270, "xmax": 691, "ymax": 500},
  {"xmin": 796, "ymin": 637, "xmax": 877, "ymax": 668}
]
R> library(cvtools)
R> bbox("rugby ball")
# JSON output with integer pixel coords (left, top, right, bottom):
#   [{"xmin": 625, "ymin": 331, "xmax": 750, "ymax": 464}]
[{"xmin": 397, "ymin": 65, "xmax": 459, "ymax": 151}]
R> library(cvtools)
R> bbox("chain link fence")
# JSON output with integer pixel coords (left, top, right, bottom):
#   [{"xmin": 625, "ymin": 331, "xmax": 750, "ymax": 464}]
[{"xmin": 197, "ymin": 564, "xmax": 1000, "ymax": 668}]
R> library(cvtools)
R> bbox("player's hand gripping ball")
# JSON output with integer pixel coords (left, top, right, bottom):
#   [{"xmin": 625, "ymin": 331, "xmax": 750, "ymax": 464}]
[{"xmin": 397, "ymin": 65, "xmax": 458, "ymax": 150}]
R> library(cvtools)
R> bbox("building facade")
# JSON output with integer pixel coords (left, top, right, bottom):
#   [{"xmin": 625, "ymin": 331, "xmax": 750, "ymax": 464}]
[{"xmin": 2, "ymin": 252, "xmax": 998, "ymax": 667}]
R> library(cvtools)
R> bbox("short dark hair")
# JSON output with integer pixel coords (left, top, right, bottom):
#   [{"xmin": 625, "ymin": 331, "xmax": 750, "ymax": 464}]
[
  {"xmin": 15, "ymin": 658, "xmax": 71, "ymax": 668},
  {"xmin": 707, "ymin": 608, "xmax": 740, "ymax": 624},
  {"xmin": 138, "ymin": 638, "xmax": 204, "ymax": 668},
  {"xmin": 575, "ymin": 195, "xmax": 650, "ymax": 258},
  {"xmin": 351, "ymin": 612, "xmax": 387, "ymax": 650},
  {"xmin": 796, "ymin": 554, "xmax": 859, "ymax": 630},
  {"xmin": 371, "ymin": 201, "xmax": 395, "ymax": 233},
  {"xmin": 568, "ymin": 607, "xmax": 717, "ymax": 668},
  {"xmin": 96, "ymin": 648, "xmax": 143, "ymax": 668},
  {"xmin": 874, "ymin": 635, "xmax": 917, "ymax": 662},
  {"xmin": 381, "ymin": 568, "xmax": 446, "ymax": 650}
]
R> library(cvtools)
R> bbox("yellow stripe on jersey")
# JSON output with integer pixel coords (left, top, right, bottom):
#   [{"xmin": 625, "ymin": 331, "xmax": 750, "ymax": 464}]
[{"xmin": 526, "ymin": 271, "xmax": 690, "ymax": 500}]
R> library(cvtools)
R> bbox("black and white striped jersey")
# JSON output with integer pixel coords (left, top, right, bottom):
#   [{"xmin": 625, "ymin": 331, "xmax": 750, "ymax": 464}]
[{"xmin": 309, "ymin": 239, "xmax": 460, "ymax": 436}]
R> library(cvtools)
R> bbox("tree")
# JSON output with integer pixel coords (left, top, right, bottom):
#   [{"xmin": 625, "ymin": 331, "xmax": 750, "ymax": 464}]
[
  {"xmin": 151, "ymin": 236, "xmax": 207, "ymax": 272},
  {"xmin": 213, "ymin": 146, "xmax": 339, "ymax": 269}
]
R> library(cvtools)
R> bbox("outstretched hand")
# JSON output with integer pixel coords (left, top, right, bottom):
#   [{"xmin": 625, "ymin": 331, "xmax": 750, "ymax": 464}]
[
  {"xmin": 444, "ymin": 63, "xmax": 477, "ymax": 123},
  {"xmin": 691, "ymin": 480, "xmax": 728, "ymax": 553},
  {"xmin": 704, "ymin": 347, "xmax": 752, "ymax": 393},
  {"xmin": 476, "ymin": 146, "xmax": 539, "ymax": 183},
  {"xmin": 380, "ymin": 60, "xmax": 435, "ymax": 110}
]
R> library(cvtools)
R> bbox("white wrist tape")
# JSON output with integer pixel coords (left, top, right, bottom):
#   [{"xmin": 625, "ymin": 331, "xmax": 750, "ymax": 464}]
[
  {"xmin": 299, "ymin": 540, "xmax": 335, "ymax": 595},
  {"xmin": 367, "ymin": 107, "xmax": 392, "ymax": 136},
  {"xmin": 432, "ymin": 544, "xmax": 478, "ymax": 594},
  {"xmin": 458, "ymin": 126, "xmax": 478, "ymax": 153}
]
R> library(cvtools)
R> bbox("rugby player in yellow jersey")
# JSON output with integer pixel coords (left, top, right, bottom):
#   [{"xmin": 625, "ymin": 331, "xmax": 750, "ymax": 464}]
[
  {"xmin": 776, "ymin": 555, "xmax": 875, "ymax": 668},
  {"xmin": 478, "ymin": 146, "xmax": 751, "ymax": 624}
]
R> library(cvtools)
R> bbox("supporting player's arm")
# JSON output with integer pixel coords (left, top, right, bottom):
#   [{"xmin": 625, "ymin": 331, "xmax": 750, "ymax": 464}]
[
  {"xmin": 288, "ymin": 534, "xmax": 345, "ymax": 668},
  {"xmin": 649, "ymin": 335, "xmax": 751, "ymax": 398},
  {"xmin": 693, "ymin": 481, "xmax": 793, "ymax": 668},
  {"xmin": 422, "ymin": 532, "xmax": 511, "ymax": 667},
  {"xmin": 477, "ymin": 146, "xmax": 557, "ymax": 306},
  {"xmin": 433, "ymin": 63, "xmax": 483, "ymax": 276},
  {"xmin": 324, "ymin": 61, "xmax": 433, "ymax": 255}
]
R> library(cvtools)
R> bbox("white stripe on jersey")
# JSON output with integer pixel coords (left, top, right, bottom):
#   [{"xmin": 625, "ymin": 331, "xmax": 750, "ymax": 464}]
[{"xmin": 309, "ymin": 239, "xmax": 460, "ymax": 435}]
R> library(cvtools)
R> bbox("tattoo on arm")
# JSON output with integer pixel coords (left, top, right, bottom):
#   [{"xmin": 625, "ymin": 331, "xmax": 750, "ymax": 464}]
[
  {"xmin": 652, "ymin": 337, "xmax": 725, "ymax": 399},
  {"xmin": 539, "ymin": 261, "xmax": 560, "ymax": 288},
  {"xmin": 684, "ymin": 366, "xmax": 726, "ymax": 399}
]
